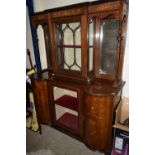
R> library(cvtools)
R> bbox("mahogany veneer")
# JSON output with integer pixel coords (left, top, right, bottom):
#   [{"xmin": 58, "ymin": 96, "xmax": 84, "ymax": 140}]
[{"xmin": 31, "ymin": 0, "xmax": 128, "ymax": 154}]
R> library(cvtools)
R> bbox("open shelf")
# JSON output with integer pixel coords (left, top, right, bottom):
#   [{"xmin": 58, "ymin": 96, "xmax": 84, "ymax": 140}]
[
  {"xmin": 56, "ymin": 112, "xmax": 78, "ymax": 131},
  {"xmin": 55, "ymin": 95, "xmax": 78, "ymax": 111}
]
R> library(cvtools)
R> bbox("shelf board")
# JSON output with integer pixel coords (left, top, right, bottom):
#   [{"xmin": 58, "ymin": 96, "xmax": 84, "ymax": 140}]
[
  {"xmin": 56, "ymin": 112, "xmax": 78, "ymax": 131},
  {"xmin": 55, "ymin": 95, "xmax": 78, "ymax": 111}
]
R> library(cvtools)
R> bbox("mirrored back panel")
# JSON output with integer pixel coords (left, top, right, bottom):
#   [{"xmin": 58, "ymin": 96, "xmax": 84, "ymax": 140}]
[{"xmin": 99, "ymin": 19, "xmax": 119, "ymax": 76}]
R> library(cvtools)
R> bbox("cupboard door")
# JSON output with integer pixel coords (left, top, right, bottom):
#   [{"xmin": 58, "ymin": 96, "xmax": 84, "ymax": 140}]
[
  {"xmin": 51, "ymin": 14, "xmax": 89, "ymax": 81},
  {"xmin": 50, "ymin": 83, "xmax": 84, "ymax": 138},
  {"xmin": 84, "ymin": 94, "xmax": 114, "ymax": 150},
  {"xmin": 32, "ymin": 80, "xmax": 51, "ymax": 124}
]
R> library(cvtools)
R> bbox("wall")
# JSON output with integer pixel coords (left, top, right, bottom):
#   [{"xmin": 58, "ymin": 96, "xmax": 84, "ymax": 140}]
[
  {"xmin": 27, "ymin": 0, "xmax": 129, "ymax": 97},
  {"xmin": 26, "ymin": 6, "xmax": 35, "ymax": 69},
  {"xmin": 33, "ymin": 0, "xmax": 97, "ymax": 12},
  {"xmin": 122, "ymin": 28, "xmax": 129, "ymax": 97}
]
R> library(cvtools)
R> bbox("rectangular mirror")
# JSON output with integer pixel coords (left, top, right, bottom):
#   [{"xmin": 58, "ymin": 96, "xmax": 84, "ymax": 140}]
[{"xmin": 99, "ymin": 19, "xmax": 119, "ymax": 75}]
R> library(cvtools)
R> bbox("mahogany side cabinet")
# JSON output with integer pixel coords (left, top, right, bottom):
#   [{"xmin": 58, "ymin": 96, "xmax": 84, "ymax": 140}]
[{"xmin": 30, "ymin": 0, "xmax": 128, "ymax": 154}]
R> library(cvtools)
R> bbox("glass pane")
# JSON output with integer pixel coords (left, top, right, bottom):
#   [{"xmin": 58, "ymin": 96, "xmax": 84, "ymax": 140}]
[
  {"xmin": 55, "ymin": 22, "xmax": 81, "ymax": 72},
  {"xmin": 63, "ymin": 25, "xmax": 73, "ymax": 45},
  {"xmin": 73, "ymin": 23, "xmax": 81, "ymax": 45},
  {"xmin": 69, "ymin": 23, "xmax": 79, "ymax": 29},
  {"xmin": 75, "ymin": 48, "xmax": 81, "ymax": 69},
  {"xmin": 88, "ymin": 19, "xmax": 94, "ymax": 72},
  {"xmin": 89, "ymin": 48, "xmax": 93, "ymax": 71},
  {"xmin": 53, "ymin": 86, "xmax": 79, "ymax": 132},
  {"xmin": 56, "ymin": 22, "xmax": 81, "ymax": 46},
  {"xmin": 62, "ymin": 24, "xmax": 67, "ymax": 30},
  {"xmin": 89, "ymin": 19, "xmax": 94, "ymax": 46},
  {"xmin": 43, "ymin": 24, "xmax": 52, "ymax": 68},
  {"xmin": 63, "ymin": 48, "xmax": 81, "ymax": 71},
  {"xmin": 64, "ymin": 48, "xmax": 74, "ymax": 69},
  {"xmin": 99, "ymin": 19, "xmax": 119, "ymax": 75},
  {"xmin": 57, "ymin": 48, "xmax": 62, "ymax": 66},
  {"xmin": 69, "ymin": 48, "xmax": 81, "ymax": 71},
  {"xmin": 55, "ymin": 25, "xmax": 62, "ymax": 46},
  {"xmin": 37, "ymin": 25, "xmax": 47, "ymax": 69}
]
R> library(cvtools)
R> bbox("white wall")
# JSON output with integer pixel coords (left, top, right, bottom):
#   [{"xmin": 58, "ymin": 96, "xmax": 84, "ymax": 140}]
[
  {"xmin": 122, "ymin": 28, "xmax": 129, "ymax": 97},
  {"xmin": 33, "ymin": 0, "xmax": 97, "ymax": 12},
  {"xmin": 29, "ymin": 0, "xmax": 129, "ymax": 97},
  {"xmin": 26, "ymin": 6, "xmax": 35, "ymax": 69}
]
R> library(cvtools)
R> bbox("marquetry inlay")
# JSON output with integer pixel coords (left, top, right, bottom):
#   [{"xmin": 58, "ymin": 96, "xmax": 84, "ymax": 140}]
[
  {"xmin": 34, "ymin": 13, "xmax": 48, "ymax": 21},
  {"xmin": 51, "ymin": 8, "xmax": 86, "ymax": 18},
  {"xmin": 88, "ymin": 1, "xmax": 121, "ymax": 13}
]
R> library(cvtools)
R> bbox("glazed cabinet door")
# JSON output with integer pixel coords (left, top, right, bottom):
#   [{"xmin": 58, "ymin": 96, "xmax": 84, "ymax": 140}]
[
  {"xmin": 49, "ymin": 82, "xmax": 84, "ymax": 138},
  {"xmin": 32, "ymin": 80, "xmax": 52, "ymax": 124},
  {"xmin": 94, "ymin": 15, "xmax": 120, "ymax": 81},
  {"xmin": 51, "ymin": 13, "xmax": 88, "ymax": 81}
]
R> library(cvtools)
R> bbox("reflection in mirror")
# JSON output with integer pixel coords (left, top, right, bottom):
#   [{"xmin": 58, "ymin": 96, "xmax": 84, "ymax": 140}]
[
  {"xmin": 99, "ymin": 19, "xmax": 119, "ymax": 75},
  {"xmin": 37, "ymin": 25, "xmax": 48, "ymax": 69}
]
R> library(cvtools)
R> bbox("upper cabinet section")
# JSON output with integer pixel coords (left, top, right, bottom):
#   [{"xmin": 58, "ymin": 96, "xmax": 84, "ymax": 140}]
[{"xmin": 32, "ymin": 0, "xmax": 128, "ymax": 83}]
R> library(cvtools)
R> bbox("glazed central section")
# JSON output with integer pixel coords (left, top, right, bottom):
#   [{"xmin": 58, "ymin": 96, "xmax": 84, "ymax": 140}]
[{"xmin": 53, "ymin": 87, "xmax": 79, "ymax": 132}]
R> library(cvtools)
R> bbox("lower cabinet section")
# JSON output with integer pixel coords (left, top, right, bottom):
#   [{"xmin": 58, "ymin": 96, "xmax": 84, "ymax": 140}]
[{"xmin": 31, "ymin": 78, "xmax": 122, "ymax": 153}]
